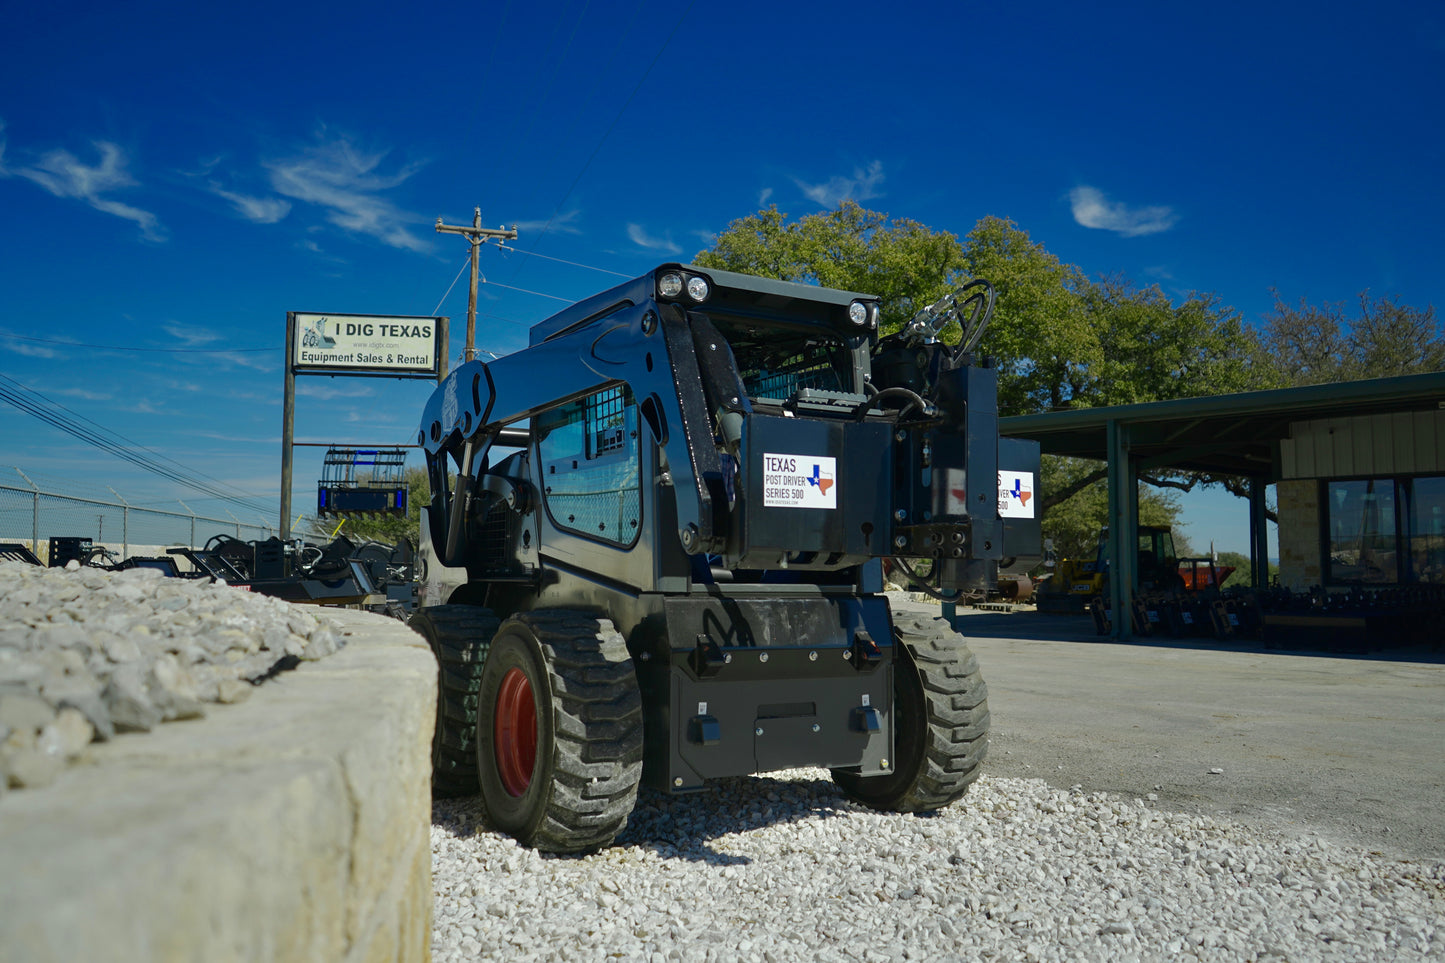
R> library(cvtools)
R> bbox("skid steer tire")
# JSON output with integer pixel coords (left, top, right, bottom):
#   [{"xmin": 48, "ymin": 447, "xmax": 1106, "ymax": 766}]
[
  {"xmin": 409, "ymin": 605, "xmax": 501, "ymax": 798},
  {"xmin": 475, "ymin": 611, "xmax": 644, "ymax": 854},
  {"xmin": 831, "ymin": 615, "xmax": 989, "ymax": 812}
]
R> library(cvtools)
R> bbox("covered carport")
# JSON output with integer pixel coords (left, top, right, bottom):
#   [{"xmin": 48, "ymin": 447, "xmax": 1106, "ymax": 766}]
[{"xmin": 1000, "ymin": 371, "xmax": 1445, "ymax": 640}]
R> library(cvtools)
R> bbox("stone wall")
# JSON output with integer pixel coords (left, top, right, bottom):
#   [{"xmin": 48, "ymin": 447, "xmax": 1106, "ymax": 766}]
[{"xmin": 1276, "ymin": 479, "xmax": 1321, "ymax": 591}]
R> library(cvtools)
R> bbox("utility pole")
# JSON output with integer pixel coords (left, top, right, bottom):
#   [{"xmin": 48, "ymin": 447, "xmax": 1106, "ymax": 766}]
[{"xmin": 435, "ymin": 208, "xmax": 517, "ymax": 363}]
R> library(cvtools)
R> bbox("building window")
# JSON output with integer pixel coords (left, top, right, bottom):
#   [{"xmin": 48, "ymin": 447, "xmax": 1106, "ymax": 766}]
[
  {"xmin": 536, "ymin": 385, "xmax": 641, "ymax": 546},
  {"xmin": 1323, "ymin": 475, "xmax": 1445, "ymax": 585},
  {"xmin": 1410, "ymin": 476, "xmax": 1445, "ymax": 585}
]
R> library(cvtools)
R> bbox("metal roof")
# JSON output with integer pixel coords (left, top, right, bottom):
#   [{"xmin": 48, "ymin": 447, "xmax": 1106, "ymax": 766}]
[{"xmin": 1000, "ymin": 371, "xmax": 1445, "ymax": 479}]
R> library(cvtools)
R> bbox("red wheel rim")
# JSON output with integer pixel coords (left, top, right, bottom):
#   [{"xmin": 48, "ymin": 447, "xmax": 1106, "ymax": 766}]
[{"xmin": 494, "ymin": 667, "xmax": 537, "ymax": 797}]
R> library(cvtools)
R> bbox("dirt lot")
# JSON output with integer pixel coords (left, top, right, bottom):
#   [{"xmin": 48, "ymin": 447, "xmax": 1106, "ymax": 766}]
[{"xmin": 930, "ymin": 606, "xmax": 1445, "ymax": 863}]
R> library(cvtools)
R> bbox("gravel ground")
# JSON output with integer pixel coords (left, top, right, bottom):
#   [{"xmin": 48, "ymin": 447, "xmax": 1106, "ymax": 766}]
[
  {"xmin": 0, "ymin": 560, "xmax": 343, "ymax": 792},
  {"xmin": 431, "ymin": 770, "xmax": 1445, "ymax": 962}
]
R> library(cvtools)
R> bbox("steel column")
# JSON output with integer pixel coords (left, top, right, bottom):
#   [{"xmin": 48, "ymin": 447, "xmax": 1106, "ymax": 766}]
[
  {"xmin": 281, "ymin": 312, "xmax": 296, "ymax": 542},
  {"xmin": 1106, "ymin": 419, "xmax": 1136, "ymax": 640},
  {"xmin": 1249, "ymin": 476, "xmax": 1271, "ymax": 589}
]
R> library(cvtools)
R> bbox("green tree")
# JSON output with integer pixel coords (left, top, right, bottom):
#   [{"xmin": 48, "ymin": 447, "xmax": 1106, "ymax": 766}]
[
  {"xmin": 1040, "ymin": 456, "xmax": 1181, "ymax": 562},
  {"xmin": 695, "ymin": 201, "xmax": 968, "ymax": 334},
  {"xmin": 958, "ymin": 217, "xmax": 1098, "ymax": 416},
  {"xmin": 1259, "ymin": 290, "xmax": 1443, "ymax": 386},
  {"xmin": 1207, "ymin": 551, "xmax": 1280, "ymax": 589},
  {"xmin": 1086, "ymin": 277, "xmax": 1262, "ymax": 406}
]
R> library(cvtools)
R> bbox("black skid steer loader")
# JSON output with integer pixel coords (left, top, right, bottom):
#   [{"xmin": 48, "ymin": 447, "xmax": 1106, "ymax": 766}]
[{"xmin": 410, "ymin": 264, "xmax": 1040, "ymax": 852}]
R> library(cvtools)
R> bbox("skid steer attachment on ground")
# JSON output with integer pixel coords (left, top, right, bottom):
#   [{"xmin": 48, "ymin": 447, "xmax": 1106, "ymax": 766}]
[{"xmin": 410, "ymin": 264, "xmax": 1040, "ymax": 852}]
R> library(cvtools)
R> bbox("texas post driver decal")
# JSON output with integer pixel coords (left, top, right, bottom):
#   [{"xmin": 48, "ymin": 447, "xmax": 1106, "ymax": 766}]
[{"xmin": 762, "ymin": 453, "xmax": 837, "ymax": 509}]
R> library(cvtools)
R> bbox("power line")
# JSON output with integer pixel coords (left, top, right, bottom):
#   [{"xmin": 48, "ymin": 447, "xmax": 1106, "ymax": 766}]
[
  {"xmin": 430, "ymin": 254, "xmax": 473, "ymax": 316},
  {"xmin": 480, "ymin": 275, "xmax": 574, "ymax": 303},
  {"xmin": 504, "ymin": 0, "xmax": 698, "ymax": 282},
  {"xmin": 0, "ymin": 372, "xmax": 276, "ymax": 515},
  {"xmin": 512, "ymin": 0, "xmax": 595, "ymax": 152},
  {"xmin": 500, "ymin": 245, "xmax": 631, "ymax": 278},
  {"xmin": 1, "ymin": 333, "xmax": 271, "ymax": 353}
]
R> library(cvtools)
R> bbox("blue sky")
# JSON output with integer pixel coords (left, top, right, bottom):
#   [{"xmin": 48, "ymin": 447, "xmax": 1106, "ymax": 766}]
[{"xmin": 2, "ymin": 1, "xmax": 1441, "ymax": 553}]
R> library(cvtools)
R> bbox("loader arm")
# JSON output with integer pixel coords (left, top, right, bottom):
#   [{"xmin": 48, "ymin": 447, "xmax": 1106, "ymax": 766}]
[{"xmin": 419, "ymin": 300, "xmax": 736, "ymax": 565}]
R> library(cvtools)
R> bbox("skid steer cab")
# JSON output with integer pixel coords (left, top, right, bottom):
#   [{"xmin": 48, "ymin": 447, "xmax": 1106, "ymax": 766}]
[{"xmin": 410, "ymin": 263, "xmax": 1040, "ymax": 852}]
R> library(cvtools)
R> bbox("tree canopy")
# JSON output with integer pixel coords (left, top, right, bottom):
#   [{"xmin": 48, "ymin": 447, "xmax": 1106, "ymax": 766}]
[
  {"xmin": 694, "ymin": 202, "xmax": 968, "ymax": 333},
  {"xmin": 1256, "ymin": 290, "xmax": 1444, "ymax": 387},
  {"xmin": 697, "ymin": 204, "xmax": 1261, "ymax": 419}
]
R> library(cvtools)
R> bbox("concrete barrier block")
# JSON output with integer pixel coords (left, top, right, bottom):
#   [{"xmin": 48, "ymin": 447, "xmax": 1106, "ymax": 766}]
[{"xmin": 0, "ymin": 607, "xmax": 436, "ymax": 963}]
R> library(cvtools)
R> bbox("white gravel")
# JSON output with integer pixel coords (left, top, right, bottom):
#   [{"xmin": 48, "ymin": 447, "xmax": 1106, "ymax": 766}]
[
  {"xmin": 431, "ymin": 770, "xmax": 1445, "ymax": 962},
  {"xmin": 0, "ymin": 559, "xmax": 343, "ymax": 791}
]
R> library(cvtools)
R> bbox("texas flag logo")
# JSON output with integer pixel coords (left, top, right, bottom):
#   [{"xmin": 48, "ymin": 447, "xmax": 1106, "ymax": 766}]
[
  {"xmin": 998, "ymin": 470, "xmax": 1036, "ymax": 519},
  {"xmin": 806, "ymin": 463, "xmax": 834, "ymax": 495}
]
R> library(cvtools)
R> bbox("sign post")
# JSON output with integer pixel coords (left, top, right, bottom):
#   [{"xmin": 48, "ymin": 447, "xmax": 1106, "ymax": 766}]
[{"xmin": 281, "ymin": 313, "xmax": 448, "ymax": 540}]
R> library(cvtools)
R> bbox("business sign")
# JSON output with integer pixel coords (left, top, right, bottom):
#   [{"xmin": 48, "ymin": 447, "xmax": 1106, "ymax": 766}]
[{"xmin": 290, "ymin": 312, "xmax": 440, "ymax": 377}]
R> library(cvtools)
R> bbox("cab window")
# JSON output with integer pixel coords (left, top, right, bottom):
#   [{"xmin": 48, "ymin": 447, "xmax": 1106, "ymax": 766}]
[{"xmin": 535, "ymin": 385, "xmax": 641, "ymax": 546}]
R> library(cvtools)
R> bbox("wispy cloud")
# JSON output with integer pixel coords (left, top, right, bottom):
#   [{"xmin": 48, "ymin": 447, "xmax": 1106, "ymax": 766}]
[
  {"xmin": 0, "ymin": 123, "xmax": 164, "ymax": 241},
  {"xmin": 296, "ymin": 238, "xmax": 348, "ymax": 264},
  {"xmin": 50, "ymin": 387, "xmax": 112, "ymax": 401},
  {"xmin": 188, "ymin": 429, "xmax": 279, "ymax": 443},
  {"xmin": 513, "ymin": 209, "xmax": 581, "ymax": 235},
  {"xmin": 344, "ymin": 409, "xmax": 398, "ymax": 423},
  {"xmin": 626, "ymin": 223, "xmax": 681, "ymax": 255},
  {"xmin": 296, "ymin": 382, "xmax": 375, "ymax": 400},
  {"xmin": 264, "ymin": 131, "xmax": 428, "ymax": 252},
  {"xmin": 759, "ymin": 187, "xmax": 774, "ymax": 205},
  {"xmin": 210, "ymin": 183, "xmax": 292, "ymax": 224},
  {"xmin": 1, "ymin": 338, "xmax": 59, "ymax": 359},
  {"xmin": 1069, "ymin": 186, "xmax": 1178, "ymax": 237},
  {"xmin": 161, "ymin": 322, "xmax": 224, "ymax": 346},
  {"xmin": 223, "ymin": 352, "xmax": 278, "ymax": 373},
  {"xmin": 793, "ymin": 161, "xmax": 885, "ymax": 208},
  {"xmin": 121, "ymin": 398, "xmax": 166, "ymax": 415}
]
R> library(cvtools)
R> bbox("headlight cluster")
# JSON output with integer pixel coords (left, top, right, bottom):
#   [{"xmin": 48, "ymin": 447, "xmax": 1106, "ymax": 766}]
[
  {"xmin": 849, "ymin": 299, "xmax": 880, "ymax": 328},
  {"xmin": 657, "ymin": 270, "xmax": 710, "ymax": 303}
]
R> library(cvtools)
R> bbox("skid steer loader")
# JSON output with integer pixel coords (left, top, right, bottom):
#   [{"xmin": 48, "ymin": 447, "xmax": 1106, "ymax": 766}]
[{"xmin": 410, "ymin": 263, "xmax": 1040, "ymax": 852}]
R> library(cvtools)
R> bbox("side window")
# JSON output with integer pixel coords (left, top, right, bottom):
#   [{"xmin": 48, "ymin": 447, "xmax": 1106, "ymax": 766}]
[{"xmin": 536, "ymin": 385, "xmax": 641, "ymax": 546}]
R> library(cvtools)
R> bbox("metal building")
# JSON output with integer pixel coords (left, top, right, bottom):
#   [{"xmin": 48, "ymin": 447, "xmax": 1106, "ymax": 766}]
[{"xmin": 1001, "ymin": 371, "xmax": 1445, "ymax": 640}]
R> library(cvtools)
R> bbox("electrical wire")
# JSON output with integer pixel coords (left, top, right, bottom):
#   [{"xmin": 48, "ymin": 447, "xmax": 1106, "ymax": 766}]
[
  {"xmin": 0, "ymin": 372, "xmax": 276, "ymax": 515},
  {"xmin": 430, "ymin": 255, "xmax": 473, "ymax": 317},
  {"xmin": 512, "ymin": 0, "xmax": 595, "ymax": 152},
  {"xmin": 499, "ymin": 246, "xmax": 630, "ymax": 278},
  {"xmin": 503, "ymin": 0, "xmax": 698, "ymax": 284},
  {"xmin": 1, "ymin": 333, "xmax": 271, "ymax": 354},
  {"xmin": 480, "ymin": 275, "xmax": 574, "ymax": 303}
]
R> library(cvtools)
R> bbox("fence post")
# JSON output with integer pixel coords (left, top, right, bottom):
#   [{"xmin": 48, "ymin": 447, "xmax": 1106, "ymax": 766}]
[
  {"xmin": 224, "ymin": 509, "xmax": 241, "ymax": 539},
  {"xmin": 109, "ymin": 487, "xmax": 130, "ymax": 559},
  {"xmin": 15, "ymin": 468, "xmax": 40, "ymax": 555},
  {"xmin": 179, "ymin": 500, "xmax": 196, "ymax": 548}
]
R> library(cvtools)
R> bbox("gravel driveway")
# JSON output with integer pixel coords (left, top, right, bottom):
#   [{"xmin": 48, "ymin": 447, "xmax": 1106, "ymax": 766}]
[{"xmin": 429, "ymin": 606, "xmax": 1445, "ymax": 962}]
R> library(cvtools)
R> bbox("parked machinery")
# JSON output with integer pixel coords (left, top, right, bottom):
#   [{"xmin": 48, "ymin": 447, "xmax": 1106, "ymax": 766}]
[
  {"xmin": 1037, "ymin": 524, "xmax": 1186, "ymax": 615},
  {"xmin": 410, "ymin": 264, "xmax": 1041, "ymax": 852}
]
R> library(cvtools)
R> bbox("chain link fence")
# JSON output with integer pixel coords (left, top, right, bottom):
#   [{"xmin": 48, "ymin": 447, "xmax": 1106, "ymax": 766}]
[{"xmin": 0, "ymin": 471, "xmax": 275, "ymax": 563}]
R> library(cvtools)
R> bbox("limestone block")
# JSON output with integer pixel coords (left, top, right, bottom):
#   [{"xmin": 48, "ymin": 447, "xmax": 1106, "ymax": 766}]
[{"xmin": 0, "ymin": 607, "xmax": 436, "ymax": 963}]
